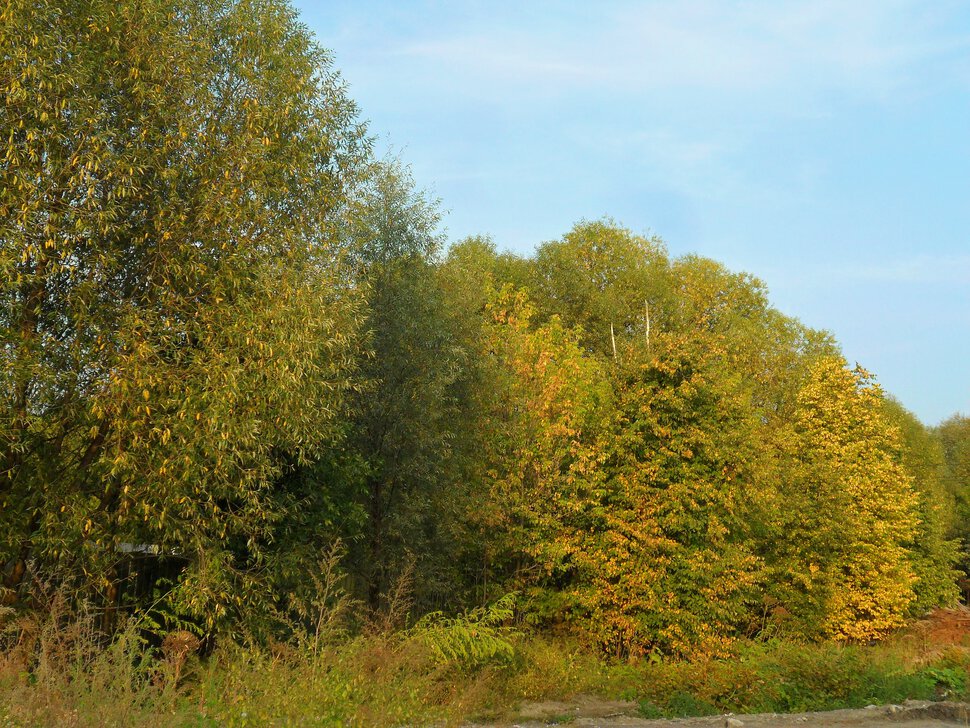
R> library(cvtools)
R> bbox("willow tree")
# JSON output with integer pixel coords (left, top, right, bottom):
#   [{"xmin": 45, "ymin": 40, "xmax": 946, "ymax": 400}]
[
  {"xmin": 340, "ymin": 160, "xmax": 474, "ymax": 611},
  {"xmin": 0, "ymin": 0, "xmax": 369, "ymax": 632}
]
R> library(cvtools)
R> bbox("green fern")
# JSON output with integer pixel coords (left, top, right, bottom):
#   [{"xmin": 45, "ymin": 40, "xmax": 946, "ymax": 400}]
[{"xmin": 405, "ymin": 593, "xmax": 518, "ymax": 669}]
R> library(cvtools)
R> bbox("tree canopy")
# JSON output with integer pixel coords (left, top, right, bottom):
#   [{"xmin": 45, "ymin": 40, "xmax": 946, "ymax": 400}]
[{"xmin": 2, "ymin": 0, "xmax": 966, "ymax": 654}]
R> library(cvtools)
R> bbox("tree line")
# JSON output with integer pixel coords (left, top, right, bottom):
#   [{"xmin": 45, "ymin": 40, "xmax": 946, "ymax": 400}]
[{"xmin": 3, "ymin": 0, "xmax": 969, "ymax": 657}]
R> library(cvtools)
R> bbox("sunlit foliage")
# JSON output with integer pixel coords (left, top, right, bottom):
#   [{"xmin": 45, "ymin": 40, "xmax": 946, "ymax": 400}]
[
  {"xmin": 1, "ymin": 0, "xmax": 964, "ymax": 655},
  {"xmin": 1, "ymin": 0, "xmax": 368, "ymax": 632}
]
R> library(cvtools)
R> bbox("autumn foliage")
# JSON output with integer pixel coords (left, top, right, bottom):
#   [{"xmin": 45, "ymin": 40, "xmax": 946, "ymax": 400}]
[{"xmin": 2, "ymin": 0, "xmax": 967, "ymax": 661}]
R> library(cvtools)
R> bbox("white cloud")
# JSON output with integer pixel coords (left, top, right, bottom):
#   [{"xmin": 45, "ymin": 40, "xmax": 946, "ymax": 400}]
[
  {"xmin": 845, "ymin": 254, "xmax": 970, "ymax": 284},
  {"xmin": 398, "ymin": 37, "xmax": 598, "ymax": 85},
  {"xmin": 585, "ymin": 126, "xmax": 741, "ymax": 202},
  {"xmin": 379, "ymin": 0, "xmax": 970, "ymax": 103},
  {"xmin": 761, "ymin": 254, "xmax": 970, "ymax": 288}
]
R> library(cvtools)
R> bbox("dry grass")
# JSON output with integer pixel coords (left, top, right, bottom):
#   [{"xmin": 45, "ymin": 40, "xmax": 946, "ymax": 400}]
[{"xmin": 2, "ymin": 599, "xmax": 970, "ymax": 726}]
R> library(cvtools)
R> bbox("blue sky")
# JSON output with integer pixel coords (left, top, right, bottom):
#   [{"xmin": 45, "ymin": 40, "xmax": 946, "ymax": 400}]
[{"xmin": 294, "ymin": 0, "xmax": 970, "ymax": 424}]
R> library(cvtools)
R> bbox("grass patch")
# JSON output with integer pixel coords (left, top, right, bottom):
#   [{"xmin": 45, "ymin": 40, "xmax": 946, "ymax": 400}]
[{"xmin": 545, "ymin": 714, "xmax": 577, "ymax": 724}]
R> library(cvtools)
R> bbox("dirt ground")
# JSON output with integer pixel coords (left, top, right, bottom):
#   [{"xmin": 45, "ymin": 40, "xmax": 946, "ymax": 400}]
[
  {"xmin": 472, "ymin": 698, "xmax": 970, "ymax": 727},
  {"xmin": 907, "ymin": 607, "xmax": 970, "ymax": 652}
]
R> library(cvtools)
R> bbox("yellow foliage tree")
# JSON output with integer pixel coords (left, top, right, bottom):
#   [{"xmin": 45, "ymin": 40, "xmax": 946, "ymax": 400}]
[
  {"xmin": 476, "ymin": 284, "xmax": 762, "ymax": 657},
  {"xmin": 766, "ymin": 358, "xmax": 919, "ymax": 641},
  {"xmin": 475, "ymin": 286, "xmax": 613, "ymax": 604}
]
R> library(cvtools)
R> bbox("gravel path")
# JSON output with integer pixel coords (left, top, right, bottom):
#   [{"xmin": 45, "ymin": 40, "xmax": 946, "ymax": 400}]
[{"xmin": 471, "ymin": 699, "xmax": 970, "ymax": 728}]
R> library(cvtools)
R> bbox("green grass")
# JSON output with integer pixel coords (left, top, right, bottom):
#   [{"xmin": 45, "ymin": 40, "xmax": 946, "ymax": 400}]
[
  {"xmin": 545, "ymin": 714, "xmax": 577, "ymax": 724},
  {"xmin": 626, "ymin": 639, "xmax": 950, "ymax": 718}
]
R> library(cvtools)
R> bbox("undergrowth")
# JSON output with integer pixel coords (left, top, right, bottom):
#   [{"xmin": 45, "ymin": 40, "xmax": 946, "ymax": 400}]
[{"xmin": 2, "ymin": 598, "xmax": 969, "ymax": 727}]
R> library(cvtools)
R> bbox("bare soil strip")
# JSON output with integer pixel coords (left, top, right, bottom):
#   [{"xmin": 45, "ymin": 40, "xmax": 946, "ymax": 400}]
[{"xmin": 471, "ymin": 699, "xmax": 970, "ymax": 727}]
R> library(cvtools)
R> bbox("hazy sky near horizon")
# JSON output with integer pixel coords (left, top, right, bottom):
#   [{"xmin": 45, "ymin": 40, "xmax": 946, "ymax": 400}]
[{"xmin": 294, "ymin": 0, "xmax": 970, "ymax": 424}]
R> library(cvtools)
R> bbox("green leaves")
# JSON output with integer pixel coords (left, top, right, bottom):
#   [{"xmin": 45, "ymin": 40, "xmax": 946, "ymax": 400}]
[
  {"xmin": 1, "ymin": 0, "xmax": 368, "ymax": 634},
  {"xmin": 2, "ymin": 2, "xmax": 961, "ymax": 654}
]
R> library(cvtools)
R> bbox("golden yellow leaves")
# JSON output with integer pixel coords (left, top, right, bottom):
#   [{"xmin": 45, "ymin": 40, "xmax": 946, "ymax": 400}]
[{"xmin": 773, "ymin": 357, "xmax": 921, "ymax": 642}]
